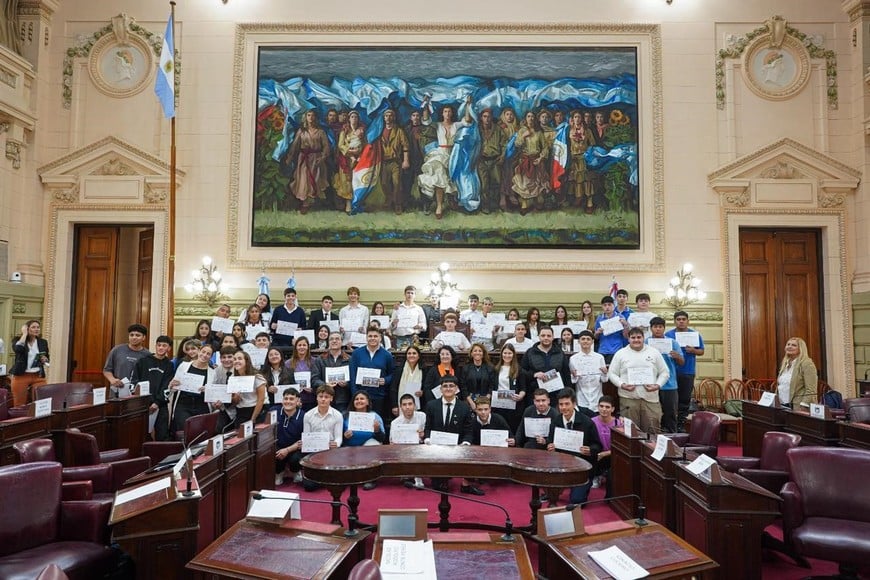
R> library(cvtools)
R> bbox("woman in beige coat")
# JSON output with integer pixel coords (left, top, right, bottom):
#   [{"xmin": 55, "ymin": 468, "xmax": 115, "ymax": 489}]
[{"xmin": 776, "ymin": 337, "xmax": 818, "ymax": 407}]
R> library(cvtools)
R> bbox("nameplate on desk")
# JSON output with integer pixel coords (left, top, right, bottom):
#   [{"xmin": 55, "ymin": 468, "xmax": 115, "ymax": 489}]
[
  {"xmin": 650, "ymin": 434, "xmax": 670, "ymax": 461},
  {"xmin": 269, "ymin": 410, "xmax": 278, "ymax": 425},
  {"xmin": 136, "ymin": 381, "xmax": 150, "ymax": 396},
  {"xmin": 92, "ymin": 387, "xmax": 107, "ymax": 406},
  {"xmin": 809, "ymin": 403, "xmax": 830, "ymax": 419},
  {"xmin": 238, "ymin": 420, "xmax": 254, "ymax": 439},
  {"xmin": 588, "ymin": 545, "xmax": 649, "ymax": 580},
  {"xmin": 33, "ymin": 398, "xmax": 52, "ymax": 418},
  {"xmin": 208, "ymin": 435, "xmax": 224, "ymax": 456},
  {"xmin": 757, "ymin": 391, "xmax": 776, "ymax": 407},
  {"xmin": 685, "ymin": 453, "xmax": 717, "ymax": 476},
  {"xmin": 623, "ymin": 418, "xmax": 633, "ymax": 437}
]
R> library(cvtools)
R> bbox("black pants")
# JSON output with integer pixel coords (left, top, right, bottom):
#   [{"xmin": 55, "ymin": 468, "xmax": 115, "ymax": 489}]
[
  {"xmin": 153, "ymin": 405, "xmax": 171, "ymax": 441},
  {"xmin": 676, "ymin": 374, "xmax": 695, "ymax": 430},
  {"xmin": 276, "ymin": 450, "xmax": 303, "ymax": 474},
  {"xmin": 659, "ymin": 389, "xmax": 679, "ymax": 433}
]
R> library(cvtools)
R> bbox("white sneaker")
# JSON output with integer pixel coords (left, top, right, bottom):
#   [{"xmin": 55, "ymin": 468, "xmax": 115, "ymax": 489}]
[
  {"xmin": 275, "ymin": 473, "xmax": 285, "ymax": 486},
  {"xmin": 591, "ymin": 476, "xmax": 601, "ymax": 489},
  {"xmin": 413, "ymin": 477, "xmax": 425, "ymax": 489}
]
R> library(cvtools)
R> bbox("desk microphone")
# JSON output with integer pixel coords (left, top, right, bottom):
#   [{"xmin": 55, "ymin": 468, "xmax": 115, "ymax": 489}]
[
  {"xmin": 416, "ymin": 486, "xmax": 515, "ymax": 542},
  {"xmin": 181, "ymin": 429, "xmax": 209, "ymax": 497},
  {"xmin": 250, "ymin": 492, "xmax": 360, "ymax": 537},
  {"xmin": 566, "ymin": 493, "xmax": 648, "ymax": 527}
]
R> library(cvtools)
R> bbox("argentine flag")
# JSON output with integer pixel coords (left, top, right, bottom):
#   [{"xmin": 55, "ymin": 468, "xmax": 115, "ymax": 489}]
[{"xmin": 155, "ymin": 14, "xmax": 175, "ymax": 118}]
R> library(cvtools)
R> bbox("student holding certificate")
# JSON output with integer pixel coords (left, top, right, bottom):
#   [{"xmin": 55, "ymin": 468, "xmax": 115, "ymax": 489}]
[
  {"xmin": 504, "ymin": 321, "xmax": 534, "ymax": 354},
  {"xmin": 514, "ymin": 388, "xmax": 559, "ymax": 450},
  {"xmin": 569, "ymin": 330, "xmax": 608, "ymax": 414},
  {"xmin": 594, "ymin": 296, "xmax": 628, "ymax": 364},
  {"xmin": 390, "ymin": 394, "xmax": 426, "ymax": 489},
  {"xmin": 285, "ymin": 336, "xmax": 315, "ymax": 412},
  {"xmin": 168, "ymin": 343, "xmax": 215, "ymax": 433},
  {"xmin": 648, "ymin": 317, "xmax": 683, "ymax": 433},
  {"xmin": 261, "ymin": 346, "xmax": 293, "ymax": 406},
  {"xmin": 349, "ymin": 326, "xmax": 395, "ymax": 421},
  {"xmin": 459, "ymin": 343, "xmax": 497, "ymax": 409},
  {"xmin": 311, "ymin": 332, "xmax": 352, "ymax": 413},
  {"xmin": 546, "ymin": 388, "xmax": 602, "ymax": 506},
  {"xmin": 665, "ymin": 310, "xmax": 706, "ymax": 429},
  {"xmin": 607, "ymin": 327, "xmax": 670, "ymax": 434},
  {"xmin": 301, "ymin": 385, "xmax": 343, "ymax": 491},
  {"xmin": 521, "ymin": 326, "xmax": 571, "ymax": 407},
  {"xmin": 270, "ymin": 287, "xmax": 307, "ymax": 347},
  {"xmin": 423, "ymin": 376, "xmax": 475, "ymax": 494},
  {"xmin": 275, "ymin": 387, "xmax": 304, "ymax": 486},
  {"xmin": 422, "ymin": 346, "xmax": 460, "ymax": 405},
  {"xmin": 231, "ymin": 350, "xmax": 267, "ymax": 425},
  {"xmin": 339, "ymin": 286, "xmax": 369, "ymax": 346},
  {"xmin": 430, "ymin": 312, "xmax": 471, "ymax": 351},
  {"xmin": 390, "ymin": 285, "xmax": 427, "ymax": 349},
  {"xmin": 342, "ymin": 392, "xmax": 387, "ymax": 488},
  {"xmin": 493, "ymin": 344, "xmax": 530, "ymax": 432}
]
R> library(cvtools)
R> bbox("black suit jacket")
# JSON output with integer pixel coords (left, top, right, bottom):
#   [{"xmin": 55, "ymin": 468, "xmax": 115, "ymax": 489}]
[
  {"xmin": 424, "ymin": 398, "xmax": 473, "ymax": 444},
  {"xmin": 10, "ymin": 337, "xmax": 49, "ymax": 376},
  {"xmin": 308, "ymin": 309, "xmax": 340, "ymax": 331},
  {"xmin": 549, "ymin": 411, "xmax": 602, "ymax": 466},
  {"xmin": 472, "ymin": 412, "xmax": 511, "ymax": 445},
  {"xmin": 514, "ymin": 405, "xmax": 559, "ymax": 450}
]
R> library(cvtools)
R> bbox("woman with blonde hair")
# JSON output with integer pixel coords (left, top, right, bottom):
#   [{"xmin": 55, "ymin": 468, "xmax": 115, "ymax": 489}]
[{"xmin": 776, "ymin": 337, "xmax": 817, "ymax": 408}]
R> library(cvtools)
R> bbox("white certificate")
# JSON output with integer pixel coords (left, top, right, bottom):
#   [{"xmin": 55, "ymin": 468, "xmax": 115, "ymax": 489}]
[
  {"xmin": 248, "ymin": 348, "xmax": 268, "ymax": 368},
  {"xmin": 355, "ymin": 367, "xmax": 381, "ymax": 387},
  {"xmin": 674, "ymin": 331, "xmax": 700, "ymax": 348},
  {"xmin": 554, "ymin": 427, "xmax": 584, "ymax": 452},
  {"xmin": 430, "ymin": 385, "xmax": 442, "ymax": 400},
  {"xmin": 246, "ymin": 324, "xmax": 267, "ymax": 341},
  {"xmin": 480, "ymin": 429, "xmax": 510, "ymax": 447},
  {"xmin": 211, "ymin": 316, "xmax": 234, "ymax": 334},
  {"xmin": 650, "ymin": 434, "xmax": 670, "ymax": 461},
  {"xmin": 568, "ymin": 320, "xmax": 588, "ymax": 334},
  {"xmin": 342, "ymin": 313, "xmax": 364, "ymax": 332},
  {"xmin": 347, "ymin": 411, "xmax": 376, "ymax": 432},
  {"xmin": 501, "ymin": 320, "xmax": 518, "ymax": 334},
  {"xmin": 226, "ymin": 375, "xmax": 255, "ymax": 394},
  {"xmin": 429, "ymin": 430, "xmax": 459, "ymax": 445},
  {"xmin": 488, "ymin": 312, "xmax": 506, "ymax": 324},
  {"xmin": 537, "ymin": 370, "xmax": 564, "ymax": 393},
  {"xmin": 524, "ymin": 417, "xmax": 551, "ymax": 438},
  {"xmin": 349, "ymin": 332, "xmax": 367, "ymax": 346},
  {"xmin": 397, "ymin": 313, "xmax": 417, "ymax": 328},
  {"xmin": 370, "ymin": 315, "xmax": 390, "ymax": 328},
  {"xmin": 647, "ymin": 338, "xmax": 673, "ymax": 354},
  {"xmin": 294, "ymin": 329, "xmax": 315, "ymax": 344},
  {"xmin": 325, "ymin": 320, "xmax": 341, "ymax": 333},
  {"xmin": 575, "ymin": 357, "xmax": 601, "ymax": 377},
  {"xmin": 301, "ymin": 431, "xmax": 331, "ymax": 453},
  {"xmin": 391, "ymin": 423, "xmax": 421, "ymax": 444},
  {"xmin": 600, "ymin": 316, "xmax": 624, "ymax": 336},
  {"xmin": 628, "ymin": 312, "xmax": 654, "ymax": 328},
  {"xmin": 294, "ymin": 371, "xmax": 312, "ymax": 389},
  {"xmin": 471, "ymin": 322, "xmax": 493, "ymax": 338},
  {"xmin": 275, "ymin": 320, "xmax": 298, "ymax": 337},
  {"xmin": 204, "ymin": 384, "xmax": 232, "ymax": 403},
  {"xmin": 325, "ymin": 366, "xmax": 350, "ymax": 383},
  {"xmin": 177, "ymin": 373, "xmax": 204, "ymax": 393},
  {"xmin": 490, "ymin": 390, "xmax": 516, "ymax": 410},
  {"xmin": 551, "ymin": 324, "xmax": 569, "ymax": 336},
  {"xmin": 402, "ymin": 382, "xmax": 421, "ymax": 409},
  {"xmin": 626, "ymin": 366, "xmax": 655, "ymax": 386},
  {"xmin": 686, "ymin": 453, "xmax": 717, "ymax": 475}
]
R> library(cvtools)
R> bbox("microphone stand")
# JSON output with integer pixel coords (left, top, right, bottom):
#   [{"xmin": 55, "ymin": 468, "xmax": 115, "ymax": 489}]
[
  {"xmin": 416, "ymin": 486, "xmax": 514, "ymax": 542},
  {"xmin": 251, "ymin": 493, "xmax": 360, "ymax": 537},
  {"xmin": 567, "ymin": 493, "xmax": 648, "ymax": 527},
  {"xmin": 181, "ymin": 430, "xmax": 209, "ymax": 497}
]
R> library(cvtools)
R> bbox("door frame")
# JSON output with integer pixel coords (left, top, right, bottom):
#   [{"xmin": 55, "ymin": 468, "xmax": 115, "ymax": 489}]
[
  {"xmin": 45, "ymin": 207, "xmax": 168, "ymax": 383},
  {"xmin": 725, "ymin": 210, "xmax": 851, "ymax": 393}
]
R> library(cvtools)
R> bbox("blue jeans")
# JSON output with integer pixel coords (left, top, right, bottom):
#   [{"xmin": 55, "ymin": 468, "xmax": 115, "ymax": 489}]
[{"xmin": 569, "ymin": 480, "xmax": 593, "ymax": 504}]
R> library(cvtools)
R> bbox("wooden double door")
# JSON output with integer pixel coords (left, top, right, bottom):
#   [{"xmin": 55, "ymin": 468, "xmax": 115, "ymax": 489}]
[{"xmin": 739, "ymin": 228, "xmax": 825, "ymax": 381}]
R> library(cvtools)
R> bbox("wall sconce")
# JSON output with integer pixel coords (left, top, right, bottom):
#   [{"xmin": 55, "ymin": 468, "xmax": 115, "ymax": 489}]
[
  {"xmin": 427, "ymin": 262, "xmax": 460, "ymax": 310},
  {"xmin": 663, "ymin": 262, "xmax": 706, "ymax": 309},
  {"xmin": 185, "ymin": 255, "xmax": 228, "ymax": 307}
]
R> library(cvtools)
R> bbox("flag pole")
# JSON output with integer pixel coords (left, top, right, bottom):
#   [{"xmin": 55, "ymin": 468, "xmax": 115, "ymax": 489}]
[{"xmin": 166, "ymin": 0, "xmax": 177, "ymax": 340}]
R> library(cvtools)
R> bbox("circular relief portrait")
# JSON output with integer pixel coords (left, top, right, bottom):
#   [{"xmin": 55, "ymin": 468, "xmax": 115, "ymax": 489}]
[
  {"xmin": 88, "ymin": 34, "xmax": 154, "ymax": 98},
  {"xmin": 742, "ymin": 35, "xmax": 810, "ymax": 101}
]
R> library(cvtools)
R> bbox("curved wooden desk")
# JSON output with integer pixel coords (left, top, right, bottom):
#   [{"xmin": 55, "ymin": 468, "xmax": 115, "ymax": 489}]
[{"xmin": 301, "ymin": 445, "xmax": 591, "ymax": 534}]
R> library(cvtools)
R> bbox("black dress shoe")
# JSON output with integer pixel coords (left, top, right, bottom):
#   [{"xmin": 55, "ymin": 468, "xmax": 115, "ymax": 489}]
[
  {"xmin": 461, "ymin": 484, "xmax": 485, "ymax": 496},
  {"xmin": 434, "ymin": 481, "xmax": 449, "ymax": 492}
]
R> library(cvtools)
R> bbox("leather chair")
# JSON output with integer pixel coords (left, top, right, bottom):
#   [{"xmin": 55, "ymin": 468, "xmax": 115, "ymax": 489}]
[
  {"xmin": 36, "ymin": 564, "xmax": 70, "ymax": 580},
  {"xmin": 0, "ymin": 462, "xmax": 118, "ymax": 580},
  {"xmin": 142, "ymin": 412, "xmax": 220, "ymax": 464},
  {"xmin": 782, "ymin": 447, "xmax": 870, "ymax": 579},
  {"xmin": 65, "ymin": 428, "xmax": 131, "ymax": 465},
  {"xmin": 717, "ymin": 431, "xmax": 801, "ymax": 494},
  {"xmin": 348, "ymin": 559, "xmax": 383, "ymax": 580},
  {"xmin": 7, "ymin": 382, "xmax": 95, "ymax": 419},
  {"xmin": 843, "ymin": 398, "xmax": 870, "ymax": 423},
  {"xmin": 670, "ymin": 411, "xmax": 721, "ymax": 458},
  {"xmin": 0, "ymin": 387, "xmax": 11, "ymax": 420}
]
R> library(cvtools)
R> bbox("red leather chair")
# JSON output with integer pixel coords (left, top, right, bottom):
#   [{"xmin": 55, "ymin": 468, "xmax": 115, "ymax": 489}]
[
  {"xmin": 669, "ymin": 411, "xmax": 721, "ymax": 458},
  {"xmin": 717, "ymin": 431, "xmax": 801, "ymax": 494},
  {"xmin": 36, "ymin": 564, "xmax": 70, "ymax": 580},
  {"xmin": 348, "ymin": 559, "xmax": 383, "ymax": 580},
  {"xmin": 65, "ymin": 428, "xmax": 131, "ymax": 465},
  {"xmin": 782, "ymin": 447, "xmax": 870, "ymax": 579},
  {"xmin": 0, "ymin": 462, "xmax": 118, "ymax": 580},
  {"xmin": 142, "ymin": 412, "xmax": 220, "ymax": 464},
  {"xmin": 844, "ymin": 398, "xmax": 870, "ymax": 423},
  {"xmin": 0, "ymin": 387, "xmax": 11, "ymax": 420}
]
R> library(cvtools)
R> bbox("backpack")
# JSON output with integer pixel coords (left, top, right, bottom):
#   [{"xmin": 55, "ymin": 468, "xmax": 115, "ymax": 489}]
[{"xmin": 822, "ymin": 388, "xmax": 843, "ymax": 409}]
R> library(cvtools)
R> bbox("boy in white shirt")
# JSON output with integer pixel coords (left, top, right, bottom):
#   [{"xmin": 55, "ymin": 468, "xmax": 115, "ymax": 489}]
[
  {"xmin": 390, "ymin": 393, "xmax": 426, "ymax": 489},
  {"xmin": 430, "ymin": 312, "xmax": 471, "ymax": 351},
  {"xmin": 569, "ymin": 330, "xmax": 608, "ymax": 413}
]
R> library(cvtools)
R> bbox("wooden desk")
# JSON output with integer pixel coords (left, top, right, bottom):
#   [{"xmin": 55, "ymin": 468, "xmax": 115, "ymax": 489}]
[
  {"xmin": 0, "ymin": 415, "xmax": 52, "ymax": 465},
  {"xmin": 610, "ymin": 426, "xmax": 647, "ymax": 520},
  {"xmin": 373, "ymin": 531, "xmax": 535, "ymax": 579},
  {"xmin": 253, "ymin": 423, "xmax": 277, "ymax": 493},
  {"xmin": 784, "ymin": 409, "xmax": 840, "ymax": 447},
  {"xmin": 188, "ymin": 519, "xmax": 369, "ymax": 580},
  {"xmin": 741, "ymin": 401, "xmax": 786, "ymax": 457},
  {"xmin": 190, "ymin": 449, "xmax": 225, "ymax": 553},
  {"xmin": 674, "ymin": 461, "xmax": 780, "ymax": 580},
  {"xmin": 639, "ymin": 441, "xmax": 684, "ymax": 531},
  {"xmin": 536, "ymin": 521, "xmax": 717, "ymax": 579},
  {"xmin": 301, "ymin": 445, "xmax": 590, "ymax": 534},
  {"xmin": 105, "ymin": 396, "xmax": 150, "ymax": 456},
  {"xmin": 223, "ymin": 432, "xmax": 256, "ymax": 532},
  {"xmin": 839, "ymin": 420, "xmax": 870, "ymax": 450},
  {"xmin": 51, "ymin": 403, "xmax": 107, "ymax": 464}
]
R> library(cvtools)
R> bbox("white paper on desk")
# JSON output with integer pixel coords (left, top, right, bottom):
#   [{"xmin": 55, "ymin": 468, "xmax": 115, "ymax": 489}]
[
  {"xmin": 34, "ymin": 398, "xmax": 52, "ymax": 418},
  {"xmin": 554, "ymin": 427, "xmax": 584, "ymax": 452},
  {"xmin": 626, "ymin": 366, "xmax": 655, "ymax": 386},
  {"xmin": 348, "ymin": 411, "xmax": 376, "ymax": 432},
  {"xmin": 211, "ymin": 316, "xmax": 234, "ymax": 334},
  {"xmin": 350, "ymin": 332, "xmax": 367, "ymax": 346},
  {"xmin": 628, "ymin": 312, "xmax": 653, "ymax": 329},
  {"xmin": 92, "ymin": 387, "xmax": 107, "ymax": 405},
  {"xmin": 136, "ymin": 381, "xmax": 150, "ymax": 396},
  {"xmin": 647, "ymin": 338, "xmax": 672, "ymax": 354},
  {"xmin": 480, "ymin": 429, "xmax": 510, "ymax": 447},
  {"xmin": 490, "ymin": 389, "xmax": 516, "ymax": 410},
  {"xmin": 651, "ymin": 434, "xmax": 670, "ymax": 461},
  {"xmin": 204, "ymin": 384, "xmax": 232, "ymax": 403},
  {"xmin": 686, "ymin": 453, "xmax": 717, "ymax": 475},
  {"xmin": 275, "ymin": 321, "xmax": 298, "ymax": 336},
  {"xmin": 325, "ymin": 320, "xmax": 341, "ymax": 333},
  {"xmin": 301, "ymin": 431, "xmax": 331, "ymax": 453},
  {"xmin": 537, "ymin": 371, "xmax": 564, "ymax": 393},
  {"xmin": 430, "ymin": 385, "xmax": 442, "ymax": 400},
  {"xmin": 355, "ymin": 367, "xmax": 381, "ymax": 387},
  {"xmin": 115, "ymin": 476, "xmax": 171, "ymax": 506},
  {"xmin": 294, "ymin": 371, "xmax": 312, "ymax": 389},
  {"xmin": 524, "ymin": 417, "xmax": 551, "ymax": 438},
  {"xmin": 391, "ymin": 423, "xmax": 421, "ymax": 444},
  {"xmin": 370, "ymin": 315, "xmax": 390, "ymax": 328},
  {"xmin": 501, "ymin": 320, "xmax": 518, "ymax": 334},
  {"xmin": 402, "ymin": 382, "xmax": 421, "ymax": 409},
  {"xmin": 568, "ymin": 320, "xmax": 588, "ymax": 334},
  {"xmin": 294, "ymin": 329, "xmax": 315, "ymax": 344},
  {"xmin": 247, "ymin": 489, "xmax": 301, "ymax": 520},
  {"xmin": 758, "ymin": 391, "xmax": 776, "ymax": 407},
  {"xmin": 325, "ymin": 366, "xmax": 350, "ymax": 384},
  {"xmin": 429, "ymin": 430, "xmax": 459, "ymax": 445},
  {"xmin": 380, "ymin": 539, "xmax": 437, "ymax": 580},
  {"xmin": 226, "ymin": 375, "xmax": 255, "ymax": 394},
  {"xmin": 600, "ymin": 316, "xmax": 624, "ymax": 336},
  {"xmin": 588, "ymin": 545, "xmax": 649, "ymax": 580},
  {"xmin": 674, "ymin": 331, "xmax": 700, "ymax": 348}
]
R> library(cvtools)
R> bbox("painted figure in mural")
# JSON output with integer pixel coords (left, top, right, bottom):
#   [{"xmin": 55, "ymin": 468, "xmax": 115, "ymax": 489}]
[
  {"xmin": 378, "ymin": 108, "xmax": 411, "ymax": 215},
  {"xmin": 498, "ymin": 107, "xmax": 520, "ymax": 211},
  {"xmin": 403, "ymin": 109, "xmax": 436, "ymax": 212},
  {"xmin": 476, "ymin": 108, "xmax": 505, "ymax": 215},
  {"xmin": 567, "ymin": 109, "xmax": 595, "ymax": 213},
  {"xmin": 511, "ymin": 110, "xmax": 551, "ymax": 215},
  {"xmin": 333, "ymin": 110, "xmax": 366, "ymax": 214},
  {"xmin": 417, "ymin": 95, "xmax": 474, "ymax": 220},
  {"xmin": 286, "ymin": 109, "xmax": 330, "ymax": 214}
]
